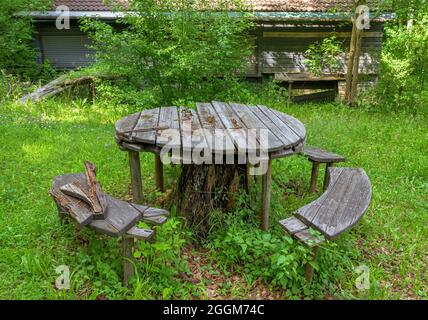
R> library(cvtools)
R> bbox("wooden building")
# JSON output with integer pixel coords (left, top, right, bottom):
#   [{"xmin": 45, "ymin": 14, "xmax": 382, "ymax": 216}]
[{"xmin": 30, "ymin": 1, "xmax": 394, "ymax": 97}]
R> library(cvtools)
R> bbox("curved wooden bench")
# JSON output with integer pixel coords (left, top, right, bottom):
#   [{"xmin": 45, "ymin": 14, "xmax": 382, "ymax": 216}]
[
  {"xmin": 279, "ymin": 167, "xmax": 372, "ymax": 282},
  {"xmin": 303, "ymin": 146, "xmax": 346, "ymax": 193}
]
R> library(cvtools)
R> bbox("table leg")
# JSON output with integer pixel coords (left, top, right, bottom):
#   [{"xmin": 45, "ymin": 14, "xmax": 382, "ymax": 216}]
[
  {"xmin": 155, "ymin": 153, "xmax": 164, "ymax": 192},
  {"xmin": 260, "ymin": 158, "xmax": 272, "ymax": 231},
  {"xmin": 309, "ymin": 161, "xmax": 320, "ymax": 193},
  {"xmin": 128, "ymin": 150, "xmax": 143, "ymax": 204}
]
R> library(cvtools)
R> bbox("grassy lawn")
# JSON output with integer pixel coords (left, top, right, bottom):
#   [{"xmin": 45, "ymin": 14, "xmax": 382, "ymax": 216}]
[{"xmin": 0, "ymin": 91, "xmax": 427, "ymax": 299}]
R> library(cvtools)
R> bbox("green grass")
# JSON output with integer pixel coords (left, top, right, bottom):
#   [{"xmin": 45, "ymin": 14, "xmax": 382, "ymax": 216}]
[{"xmin": 0, "ymin": 91, "xmax": 427, "ymax": 299}]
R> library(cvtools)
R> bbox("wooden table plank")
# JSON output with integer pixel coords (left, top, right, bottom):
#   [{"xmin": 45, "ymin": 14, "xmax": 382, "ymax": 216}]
[
  {"xmin": 270, "ymin": 109, "xmax": 306, "ymax": 138},
  {"xmin": 132, "ymin": 108, "xmax": 161, "ymax": 144},
  {"xmin": 250, "ymin": 105, "xmax": 295, "ymax": 146},
  {"xmin": 211, "ymin": 101, "xmax": 258, "ymax": 154},
  {"xmin": 156, "ymin": 106, "xmax": 180, "ymax": 148},
  {"xmin": 257, "ymin": 105, "xmax": 302, "ymax": 144},
  {"xmin": 115, "ymin": 111, "xmax": 141, "ymax": 141},
  {"xmin": 229, "ymin": 103, "xmax": 284, "ymax": 152},
  {"xmin": 196, "ymin": 102, "xmax": 235, "ymax": 154},
  {"xmin": 179, "ymin": 107, "xmax": 209, "ymax": 152}
]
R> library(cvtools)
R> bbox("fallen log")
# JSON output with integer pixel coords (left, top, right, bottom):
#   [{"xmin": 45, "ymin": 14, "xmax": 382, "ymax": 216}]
[{"xmin": 20, "ymin": 74, "xmax": 122, "ymax": 103}]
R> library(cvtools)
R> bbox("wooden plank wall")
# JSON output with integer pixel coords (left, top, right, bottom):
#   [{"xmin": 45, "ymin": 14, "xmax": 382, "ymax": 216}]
[{"xmin": 247, "ymin": 22, "xmax": 384, "ymax": 77}]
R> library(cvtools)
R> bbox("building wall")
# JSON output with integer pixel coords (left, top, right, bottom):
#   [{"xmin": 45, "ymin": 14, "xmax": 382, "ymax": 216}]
[
  {"xmin": 249, "ymin": 21, "xmax": 384, "ymax": 77},
  {"xmin": 34, "ymin": 22, "xmax": 95, "ymax": 69},
  {"xmin": 34, "ymin": 20, "xmax": 384, "ymax": 76}
]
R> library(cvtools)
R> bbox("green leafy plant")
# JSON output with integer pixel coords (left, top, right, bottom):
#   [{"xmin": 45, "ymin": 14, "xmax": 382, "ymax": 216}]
[
  {"xmin": 0, "ymin": 0, "xmax": 51, "ymax": 78},
  {"xmin": 80, "ymin": 0, "xmax": 254, "ymax": 105},
  {"xmin": 304, "ymin": 35, "xmax": 344, "ymax": 76}
]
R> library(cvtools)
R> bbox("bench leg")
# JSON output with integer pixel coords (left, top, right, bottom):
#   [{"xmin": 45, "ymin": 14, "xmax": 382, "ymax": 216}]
[
  {"xmin": 129, "ymin": 150, "xmax": 143, "ymax": 204},
  {"xmin": 309, "ymin": 162, "xmax": 320, "ymax": 193},
  {"xmin": 155, "ymin": 153, "xmax": 164, "ymax": 192},
  {"xmin": 260, "ymin": 158, "xmax": 272, "ymax": 231},
  {"xmin": 122, "ymin": 236, "xmax": 135, "ymax": 287},
  {"xmin": 305, "ymin": 247, "xmax": 320, "ymax": 284},
  {"xmin": 323, "ymin": 163, "xmax": 334, "ymax": 191}
]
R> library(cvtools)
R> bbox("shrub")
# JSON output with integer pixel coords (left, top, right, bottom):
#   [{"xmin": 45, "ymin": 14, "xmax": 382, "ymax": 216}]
[{"xmin": 81, "ymin": 0, "xmax": 254, "ymax": 106}]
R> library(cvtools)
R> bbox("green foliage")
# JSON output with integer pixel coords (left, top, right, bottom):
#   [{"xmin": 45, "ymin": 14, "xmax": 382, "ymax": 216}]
[
  {"xmin": 0, "ymin": 0, "xmax": 51, "ymax": 77},
  {"xmin": 305, "ymin": 35, "xmax": 344, "ymax": 76},
  {"xmin": 80, "ymin": 0, "xmax": 254, "ymax": 105},
  {"xmin": 1, "ymin": 82, "xmax": 427, "ymax": 299},
  {"xmin": 368, "ymin": 1, "xmax": 428, "ymax": 113},
  {"xmin": 376, "ymin": 15, "xmax": 428, "ymax": 113}
]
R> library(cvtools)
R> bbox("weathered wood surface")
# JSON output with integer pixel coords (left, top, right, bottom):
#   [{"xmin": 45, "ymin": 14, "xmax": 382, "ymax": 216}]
[
  {"xmin": 211, "ymin": 101, "xmax": 257, "ymax": 154},
  {"xmin": 294, "ymin": 229, "xmax": 325, "ymax": 247},
  {"xmin": 126, "ymin": 226, "xmax": 155, "ymax": 241},
  {"xmin": 50, "ymin": 175, "xmax": 94, "ymax": 227},
  {"xmin": 59, "ymin": 182, "xmax": 97, "ymax": 214},
  {"xmin": 196, "ymin": 102, "xmax": 235, "ymax": 154},
  {"xmin": 50, "ymin": 173, "xmax": 170, "ymax": 236},
  {"xmin": 83, "ymin": 161, "xmax": 107, "ymax": 217},
  {"xmin": 295, "ymin": 167, "xmax": 372, "ymax": 239},
  {"xmin": 89, "ymin": 196, "xmax": 141, "ymax": 237},
  {"xmin": 270, "ymin": 141, "xmax": 304, "ymax": 160},
  {"xmin": 279, "ymin": 216, "xmax": 308, "ymax": 235},
  {"xmin": 303, "ymin": 146, "xmax": 345, "ymax": 163},
  {"xmin": 157, "ymin": 106, "xmax": 180, "ymax": 148},
  {"xmin": 132, "ymin": 108, "xmax": 161, "ymax": 144},
  {"xmin": 260, "ymin": 158, "xmax": 272, "ymax": 231},
  {"xmin": 128, "ymin": 151, "xmax": 143, "ymax": 204},
  {"xmin": 115, "ymin": 102, "xmax": 306, "ymax": 158},
  {"xmin": 20, "ymin": 74, "xmax": 122, "ymax": 103},
  {"xmin": 309, "ymin": 162, "xmax": 320, "ymax": 193}
]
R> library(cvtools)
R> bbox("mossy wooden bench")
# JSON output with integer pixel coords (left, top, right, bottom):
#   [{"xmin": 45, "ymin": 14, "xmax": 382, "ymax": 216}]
[
  {"xmin": 49, "ymin": 162, "xmax": 170, "ymax": 286},
  {"xmin": 302, "ymin": 146, "xmax": 346, "ymax": 193},
  {"xmin": 279, "ymin": 167, "xmax": 372, "ymax": 282}
]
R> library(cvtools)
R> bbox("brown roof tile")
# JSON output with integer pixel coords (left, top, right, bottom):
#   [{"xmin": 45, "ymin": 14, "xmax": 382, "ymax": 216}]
[{"xmin": 50, "ymin": 0, "xmax": 366, "ymax": 12}]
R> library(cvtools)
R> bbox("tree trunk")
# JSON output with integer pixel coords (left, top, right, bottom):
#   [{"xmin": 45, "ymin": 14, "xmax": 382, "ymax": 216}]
[
  {"xmin": 174, "ymin": 164, "xmax": 246, "ymax": 238},
  {"xmin": 345, "ymin": 1, "xmax": 365, "ymax": 106}
]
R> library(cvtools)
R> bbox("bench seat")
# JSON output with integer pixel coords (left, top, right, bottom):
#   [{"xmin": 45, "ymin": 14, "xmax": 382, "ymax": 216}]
[
  {"xmin": 303, "ymin": 146, "xmax": 346, "ymax": 163},
  {"xmin": 278, "ymin": 167, "xmax": 371, "ymax": 282}
]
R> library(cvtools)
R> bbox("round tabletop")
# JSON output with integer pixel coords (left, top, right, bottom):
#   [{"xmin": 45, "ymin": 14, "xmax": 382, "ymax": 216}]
[{"xmin": 115, "ymin": 101, "xmax": 306, "ymax": 158}]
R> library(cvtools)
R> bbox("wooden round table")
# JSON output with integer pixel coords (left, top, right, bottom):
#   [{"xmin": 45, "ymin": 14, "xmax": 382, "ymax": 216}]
[{"xmin": 115, "ymin": 101, "xmax": 306, "ymax": 232}]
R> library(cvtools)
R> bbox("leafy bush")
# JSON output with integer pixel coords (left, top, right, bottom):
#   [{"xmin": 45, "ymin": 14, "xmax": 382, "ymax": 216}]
[
  {"xmin": 305, "ymin": 35, "xmax": 344, "ymax": 76},
  {"xmin": 0, "ymin": 0, "xmax": 51, "ymax": 78},
  {"xmin": 376, "ymin": 15, "xmax": 428, "ymax": 114},
  {"xmin": 81, "ymin": 0, "xmax": 254, "ymax": 106}
]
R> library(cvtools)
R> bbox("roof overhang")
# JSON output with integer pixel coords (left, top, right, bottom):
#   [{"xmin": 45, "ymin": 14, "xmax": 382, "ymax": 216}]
[{"xmin": 28, "ymin": 10, "xmax": 396, "ymax": 23}]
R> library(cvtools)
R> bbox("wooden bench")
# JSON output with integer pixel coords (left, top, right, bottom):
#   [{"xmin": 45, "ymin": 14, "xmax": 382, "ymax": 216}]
[
  {"xmin": 302, "ymin": 146, "xmax": 346, "ymax": 193},
  {"xmin": 279, "ymin": 167, "xmax": 372, "ymax": 282},
  {"xmin": 49, "ymin": 162, "xmax": 170, "ymax": 286}
]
